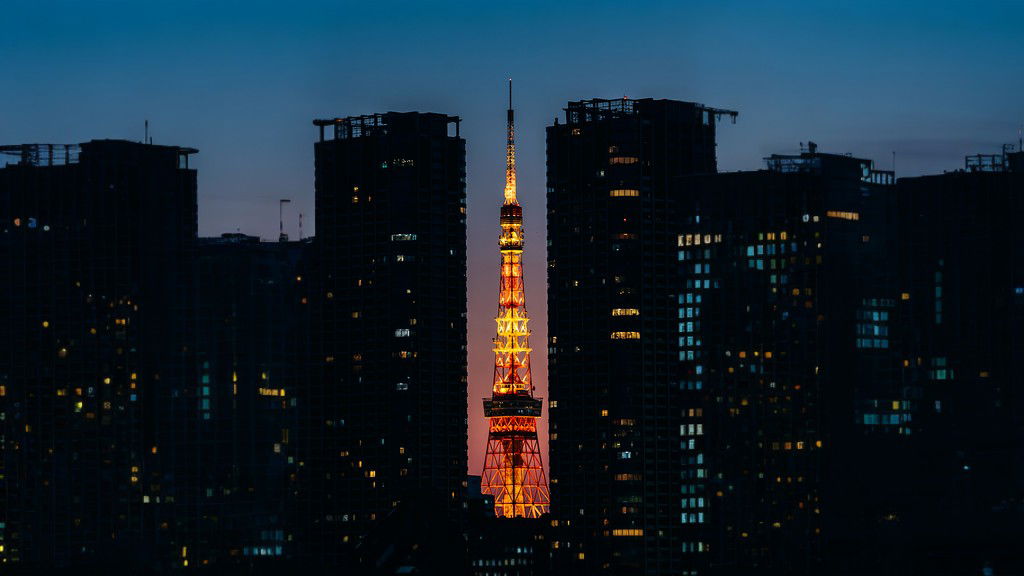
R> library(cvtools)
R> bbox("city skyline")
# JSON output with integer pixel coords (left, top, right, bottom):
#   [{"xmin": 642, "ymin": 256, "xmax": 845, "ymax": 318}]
[
  {"xmin": 5, "ymin": 0, "xmax": 1023, "ymax": 475},
  {"xmin": 4, "ymin": 113, "xmax": 1021, "ymax": 575}
]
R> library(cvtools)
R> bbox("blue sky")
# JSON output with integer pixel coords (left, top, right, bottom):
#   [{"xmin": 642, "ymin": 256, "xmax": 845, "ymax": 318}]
[{"xmin": 4, "ymin": 0, "xmax": 1022, "ymax": 471}]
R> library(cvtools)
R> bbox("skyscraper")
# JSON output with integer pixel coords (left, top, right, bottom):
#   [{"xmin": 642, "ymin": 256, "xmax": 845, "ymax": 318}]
[
  {"xmin": 480, "ymin": 82, "xmax": 550, "ymax": 519},
  {"xmin": 880, "ymin": 149, "xmax": 1024, "ymax": 574},
  {"xmin": 679, "ymin": 149, "xmax": 896, "ymax": 575},
  {"xmin": 307, "ymin": 112, "xmax": 468, "ymax": 563},
  {"xmin": 0, "ymin": 140, "xmax": 198, "ymax": 570},
  {"xmin": 545, "ymin": 98, "xmax": 735, "ymax": 575},
  {"xmin": 192, "ymin": 233, "xmax": 311, "ymax": 566}
]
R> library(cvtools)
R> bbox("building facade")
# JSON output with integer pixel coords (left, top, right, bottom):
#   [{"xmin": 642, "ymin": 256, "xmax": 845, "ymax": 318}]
[
  {"xmin": 545, "ymin": 98, "xmax": 735, "ymax": 575},
  {"xmin": 679, "ymin": 150, "xmax": 896, "ymax": 575},
  {"xmin": 881, "ymin": 150, "xmax": 1024, "ymax": 574},
  {"xmin": 0, "ymin": 140, "xmax": 198, "ymax": 571},
  {"xmin": 673, "ymin": 146, "xmax": 1024, "ymax": 575},
  {"xmin": 191, "ymin": 233, "xmax": 311, "ymax": 567},
  {"xmin": 307, "ymin": 112, "xmax": 468, "ymax": 562}
]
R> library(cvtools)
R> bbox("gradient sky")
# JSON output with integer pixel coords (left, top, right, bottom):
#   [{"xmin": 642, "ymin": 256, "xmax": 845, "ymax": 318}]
[{"xmin": 3, "ymin": 0, "xmax": 1022, "ymax": 474}]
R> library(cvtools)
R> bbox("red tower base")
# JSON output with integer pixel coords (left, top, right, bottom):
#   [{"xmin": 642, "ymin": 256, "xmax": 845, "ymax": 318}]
[{"xmin": 481, "ymin": 410, "xmax": 550, "ymax": 518}]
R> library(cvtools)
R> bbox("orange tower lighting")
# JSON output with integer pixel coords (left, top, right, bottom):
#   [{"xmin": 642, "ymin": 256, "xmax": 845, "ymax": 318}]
[{"xmin": 480, "ymin": 80, "xmax": 550, "ymax": 518}]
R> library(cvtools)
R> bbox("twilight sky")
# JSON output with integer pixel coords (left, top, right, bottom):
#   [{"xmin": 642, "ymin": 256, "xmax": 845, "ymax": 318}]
[{"xmin": 3, "ymin": 0, "xmax": 1022, "ymax": 474}]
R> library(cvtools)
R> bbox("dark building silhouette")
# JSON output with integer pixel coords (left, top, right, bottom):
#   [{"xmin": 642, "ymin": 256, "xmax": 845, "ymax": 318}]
[
  {"xmin": 872, "ymin": 149, "xmax": 1024, "ymax": 575},
  {"xmin": 305, "ymin": 112, "xmax": 468, "ymax": 563},
  {"xmin": 0, "ymin": 140, "xmax": 197, "ymax": 571},
  {"xmin": 678, "ymin": 149, "xmax": 896, "ymax": 575},
  {"xmin": 664, "ymin": 144, "xmax": 1024, "ymax": 575},
  {"xmin": 545, "ymin": 98, "xmax": 735, "ymax": 575},
  {"xmin": 190, "ymin": 233, "xmax": 311, "ymax": 568}
]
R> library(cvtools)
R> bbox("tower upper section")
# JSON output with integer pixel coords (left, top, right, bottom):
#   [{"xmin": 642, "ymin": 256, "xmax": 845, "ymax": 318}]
[{"xmin": 504, "ymin": 80, "xmax": 517, "ymax": 206}]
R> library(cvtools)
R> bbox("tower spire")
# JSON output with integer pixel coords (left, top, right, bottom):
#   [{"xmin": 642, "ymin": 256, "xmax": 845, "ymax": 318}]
[{"xmin": 504, "ymin": 78, "xmax": 517, "ymax": 205}]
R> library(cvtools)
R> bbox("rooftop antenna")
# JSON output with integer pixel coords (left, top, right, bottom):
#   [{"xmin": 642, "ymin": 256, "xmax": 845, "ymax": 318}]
[
  {"xmin": 279, "ymin": 199, "xmax": 291, "ymax": 242},
  {"xmin": 503, "ymin": 78, "xmax": 517, "ymax": 205},
  {"xmin": 299, "ymin": 212, "xmax": 304, "ymax": 241},
  {"xmin": 144, "ymin": 120, "xmax": 149, "ymax": 145}
]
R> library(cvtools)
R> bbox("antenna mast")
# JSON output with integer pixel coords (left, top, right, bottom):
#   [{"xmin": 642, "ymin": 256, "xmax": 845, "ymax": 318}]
[
  {"xmin": 504, "ymin": 78, "xmax": 517, "ymax": 205},
  {"xmin": 279, "ymin": 199, "xmax": 291, "ymax": 242}
]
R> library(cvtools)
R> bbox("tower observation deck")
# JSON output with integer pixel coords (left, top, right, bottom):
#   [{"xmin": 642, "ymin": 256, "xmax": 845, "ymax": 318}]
[{"xmin": 480, "ymin": 81, "xmax": 550, "ymax": 518}]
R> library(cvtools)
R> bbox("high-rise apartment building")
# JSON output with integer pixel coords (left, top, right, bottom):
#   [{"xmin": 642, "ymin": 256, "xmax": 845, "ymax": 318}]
[
  {"xmin": 545, "ymin": 98, "xmax": 735, "ymax": 575},
  {"xmin": 676, "ymin": 146, "xmax": 1024, "ymax": 575},
  {"xmin": 0, "ymin": 140, "xmax": 198, "ymax": 570},
  {"xmin": 880, "ymin": 150, "xmax": 1024, "ymax": 574},
  {"xmin": 192, "ymin": 233, "xmax": 311, "ymax": 567},
  {"xmin": 679, "ymin": 149, "xmax": 896, "ymax": 575},
  {"xmin": 307, "ymin": 112, "xmax": 468, "ymax": 563}
]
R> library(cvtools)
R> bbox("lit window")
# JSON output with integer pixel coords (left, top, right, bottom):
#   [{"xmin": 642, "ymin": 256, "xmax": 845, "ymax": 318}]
[
  {"xmin": 609, "ymin": 189, "xmax": 639, "ymax": 197},
  {"xmin": 826, "ymin": 210, "xmax": 860, "ymax": 221}
]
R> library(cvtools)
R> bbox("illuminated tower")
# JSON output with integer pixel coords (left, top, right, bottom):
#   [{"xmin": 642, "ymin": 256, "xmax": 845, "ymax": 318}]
[{"xmin": 480, "ymin": 81, "xmax": 550, "ymax": 518}]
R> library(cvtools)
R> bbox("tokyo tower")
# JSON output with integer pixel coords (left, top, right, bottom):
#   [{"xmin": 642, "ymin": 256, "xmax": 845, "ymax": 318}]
[{"xmin": 480, "ymin": 81, "xmax": 550, "ymax": 518}]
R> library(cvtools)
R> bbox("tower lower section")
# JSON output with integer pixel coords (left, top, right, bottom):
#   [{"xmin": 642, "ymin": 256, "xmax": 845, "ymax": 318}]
[{"xmin": 481, "ymin": 395, "xmax": 550, "ymax": 518}]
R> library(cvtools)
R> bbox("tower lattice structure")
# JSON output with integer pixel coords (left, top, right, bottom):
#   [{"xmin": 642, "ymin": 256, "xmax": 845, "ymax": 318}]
[{"xmin": 480, "ymin": 81, "xmax": 550, "ymax": 518}]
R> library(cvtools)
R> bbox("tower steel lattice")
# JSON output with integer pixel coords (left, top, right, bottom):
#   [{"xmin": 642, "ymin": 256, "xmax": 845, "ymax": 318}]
[{"xmin": 480, "ymin": 81, "xmax": 550, "ymax": 518}]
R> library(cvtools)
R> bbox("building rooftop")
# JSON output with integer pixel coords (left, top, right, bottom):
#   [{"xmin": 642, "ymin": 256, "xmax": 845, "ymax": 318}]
[
  {"xmin": 764, "ymin": 143, "xmax": 894, "ymax": 185},
  {"xmin": 313, "ymin": 111, "xmax": 461, "ymax": 142},
  {"xmin": 0, "ymin": 140, "xmax": 198, "ymax": 168},
  {"xmin": 0, "ymin": 143, "xmax": 81, "ymax": 167},
  {"xmin": 562, "ymin": 97, "xmax": 738, "ymax": 125},
  {"xmin": 965, "ymin": 144, "xmax": 1021, "ymax": 173}
]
